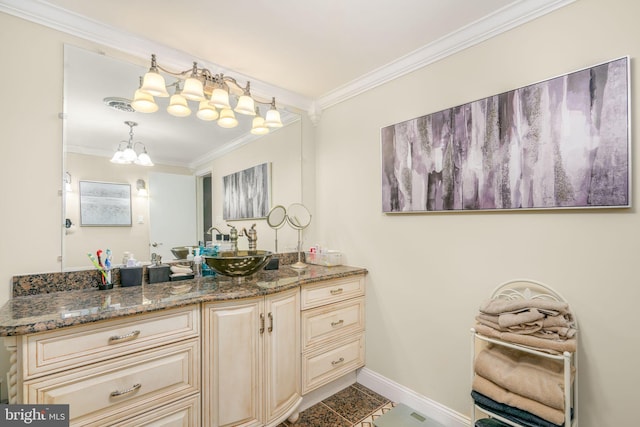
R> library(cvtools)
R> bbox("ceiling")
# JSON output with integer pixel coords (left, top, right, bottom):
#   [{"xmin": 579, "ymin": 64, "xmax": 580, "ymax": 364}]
[{"xmin": 1, "ymin": 0, "xmax": 574, "ymax": 168}]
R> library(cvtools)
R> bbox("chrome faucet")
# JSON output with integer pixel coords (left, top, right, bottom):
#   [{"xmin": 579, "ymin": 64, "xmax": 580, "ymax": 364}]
[
  {"xmin": 241, "ymin": 223, "xmax": 258, "ymax": 251},
  {"xmin": 207, "ymin": 226, "xmax": 223, "ymax": 236},
  {"xmin": 227, "ymin": 224, "xmax": 238, "ymax": 252}
]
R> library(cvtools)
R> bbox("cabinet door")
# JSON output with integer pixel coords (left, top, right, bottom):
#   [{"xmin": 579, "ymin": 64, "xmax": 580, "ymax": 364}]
[
  {"xmin": 263, "ymin": 289, "xmax": 301, "ymax": 424},
  {"xmin": 202, "ymin": 298, "xmax": 263, "ymax": 427}
]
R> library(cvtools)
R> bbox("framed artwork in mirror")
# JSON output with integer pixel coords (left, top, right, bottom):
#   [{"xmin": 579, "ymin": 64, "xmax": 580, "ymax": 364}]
[
  {"xmin": 381, "ymin": 56, "xmax": 630, "ymax": 213},
  {"xmin": 79, "ymin": 181, "xmax": 132, "ymax": 226},
  {"xmin": 223, "ymin": 163, "xmax": 271, "ymax": 220}
]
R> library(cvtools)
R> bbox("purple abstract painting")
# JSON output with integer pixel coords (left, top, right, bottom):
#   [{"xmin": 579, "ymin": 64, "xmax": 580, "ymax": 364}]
[{"xmin": 381, "ymin": 57, "xmax": 630, "ymax": 213}]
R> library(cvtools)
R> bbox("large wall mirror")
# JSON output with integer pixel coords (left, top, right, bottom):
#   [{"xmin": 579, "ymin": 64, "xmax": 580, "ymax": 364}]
[{"xmin": 62, "ymin": 45, "xmax": 303, "ymax": 271}]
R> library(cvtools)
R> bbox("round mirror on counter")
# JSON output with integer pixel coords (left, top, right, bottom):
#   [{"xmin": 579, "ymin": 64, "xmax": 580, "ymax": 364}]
[
  {"xmin": 266, "ymin": 205, "xmax": 287, "ymax": 252},
  {"xmin": 286, "ymin": 203, "xmax": 311, "ymax": 269},
  {"xmin": 286, "ymin": 203, "xmax": 312, "ymax": 230}
]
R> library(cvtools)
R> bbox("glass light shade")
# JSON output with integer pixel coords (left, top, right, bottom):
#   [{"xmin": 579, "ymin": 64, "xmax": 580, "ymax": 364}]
[
  {"xmin": 167, "ymin": 94, "xmax": 191, "ymax": 117},
  {"xmin": 135, "ymin": 151, "xmax": 154, "ymax": 167},
  {"xmin": 131, "ymin": 89, "xmax": 158, "ymax": 113},
  {"xmin": 181, "ymin": 77, "xmax": 205, "ymax": 101},
  {"xmin": 196, "ymin": 101, "xmax": 219, "ymax": 121},
  {"xmin": 122, "ymin": 146, "xmax": 137, "ymax": 163},
  {"xmin": 110, "ymin": 150, "xmax": 125, "ymax": 164},
  {"xmin": 234, "ymin": 95, "xmax": 256, "ymax": 115},
  {"xmin": 210, "ymin": 87, "xmax": 231, "ymax": 109},
  {"xmin": 251, "ymin": 115, "xmax": 269, "ymax": 135},
  {"xmin": 265, "ymin": 108, "xmax": 283, "ymax": 128},
  {"xmin": 140, "ymin": 71, "xmax": 169, "ymax": 97},
  {"xmin": 218, "ymin": 108, "xmax": 238, "ymax": 128}
]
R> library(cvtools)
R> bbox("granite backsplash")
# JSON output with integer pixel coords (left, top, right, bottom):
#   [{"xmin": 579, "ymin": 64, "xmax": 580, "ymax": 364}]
[{"xmin": 12, "ymin": 252, "xmax": 303, "ymax": 297}]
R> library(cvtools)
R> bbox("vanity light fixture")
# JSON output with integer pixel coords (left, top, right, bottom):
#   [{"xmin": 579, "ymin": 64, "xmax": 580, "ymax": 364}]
[
  {"xmin": 110, "ymin": 121, "xmax": 154, "ymax": 166},
  {"xmin": 166, "ymin": 82, "xmax": 191, "ymax": 117},
  {"xmin": 133, "ymin": 54, "xmax": 283, "ymax": 132},
  {"xmin": 250, "ymin": 107, "xmax": 269, "ymax": 135}
]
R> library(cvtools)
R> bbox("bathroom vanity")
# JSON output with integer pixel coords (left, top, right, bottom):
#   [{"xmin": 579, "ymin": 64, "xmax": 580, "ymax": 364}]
[{"xmin": 0, "ymin": 264, "xmax": 366, "ymax": 427}]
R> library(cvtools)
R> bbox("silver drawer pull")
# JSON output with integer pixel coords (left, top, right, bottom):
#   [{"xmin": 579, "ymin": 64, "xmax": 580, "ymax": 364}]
[
  {"xmin": 331, "ymin": 320, "xmax": 344, "ymax": 327},
  {"xmin": 108, "ymin": 330, "xmax": 141, "ymax": 344},
  {"xmin": 331, "ymin": 357, "xmax": 345, "ymax": 366},
  {"xmin": 110, "ymin": 383, "xmax": 141, "ymax": 397},
  {"xmin": 330, "ymin": 288, "xmax": 344, "ymax": 295}
]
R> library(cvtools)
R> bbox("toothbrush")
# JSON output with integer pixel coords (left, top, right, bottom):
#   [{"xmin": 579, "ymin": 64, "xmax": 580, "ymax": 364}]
[
  {"xmin": 104, "ymin": 249, "xmax": 112, "ymax": 285},
  {"xmin": 105, "ymin": 249, "xmax": 112, "ymax": 270},
  {"xmin": 87, "ymin": 253, "xmax": 109, "ymax": 281},
  {"xmin": 96, "ymin": 250, "xmax": 105, "ymax": 284},
  {"xmin": 97, "ymin": 249, "xmax": 104, "ymax": 269}
]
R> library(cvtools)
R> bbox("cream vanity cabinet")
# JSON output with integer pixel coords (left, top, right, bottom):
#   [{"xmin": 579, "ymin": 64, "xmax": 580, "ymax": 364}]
[
  {"xmin": 202, "ymin": 288, "xmax": 302, "ymax": 427},
  {"xmin": 4, "ymin": 305, "xmax": 201, "ymax": 426},
  {"xmin": 300, "ymin": 274, "xmax": 366, "ymax": 394}
]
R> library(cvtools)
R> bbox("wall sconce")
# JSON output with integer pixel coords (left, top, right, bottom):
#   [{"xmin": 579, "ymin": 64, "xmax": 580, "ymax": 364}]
[
  {"xmin": 64, "ymin": 172, "xmax": 72, "ymax": 192},
  {"xmin": 136, "ymin": 179, "xmax": 148, "ymax": 197}
]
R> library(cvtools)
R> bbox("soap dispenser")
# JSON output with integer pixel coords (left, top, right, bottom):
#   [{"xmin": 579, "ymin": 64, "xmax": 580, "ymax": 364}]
[{"xmin": 193, "ymin": 254, "xmax": 202, "ymax": 278}]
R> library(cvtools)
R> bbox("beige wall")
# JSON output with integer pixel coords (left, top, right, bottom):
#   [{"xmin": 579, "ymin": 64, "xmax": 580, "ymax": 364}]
[
  {"xmin": 1, "ymin": 0, "xmax": 639, "ymax": 423},
  {"xmin": 64, "ymin": 153, "xmax": 192, "ymax": 269},
  {"xmin": 314, "ymin": 0, "xmax": 639, "ymax": 425}
]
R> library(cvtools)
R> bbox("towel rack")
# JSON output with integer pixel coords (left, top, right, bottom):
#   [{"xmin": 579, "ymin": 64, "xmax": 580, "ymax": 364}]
[{"xmin": 470, "ymin": 279, "xmax": 578, "ymax": 427}]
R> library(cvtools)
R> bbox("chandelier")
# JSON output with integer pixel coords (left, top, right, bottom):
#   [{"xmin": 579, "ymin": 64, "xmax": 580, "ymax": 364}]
[
  {"xmin": 110, "ymin": 121, "xmax": 154, "ymax": 166},
  {"xmin": 131, "ymin": 54, "xmax": 283, "ymax": 135}
]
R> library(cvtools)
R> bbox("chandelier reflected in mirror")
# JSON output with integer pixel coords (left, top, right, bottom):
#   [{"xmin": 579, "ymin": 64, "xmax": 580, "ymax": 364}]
[
  {"xmin": 132, "ymin": 54, "xmax": 283, "ymax": 135},
  {"xmin": 110, "ymin": 121, "xmax": 154, "ymax": 166}
]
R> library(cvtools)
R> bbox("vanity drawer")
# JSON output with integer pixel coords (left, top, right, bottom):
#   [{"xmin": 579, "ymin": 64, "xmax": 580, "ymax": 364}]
[
  {"xmin": 300, "ymin": 275, "xmax": 365, "ymax": 309},
  {"xmin": 115, "ymin": 394, "xmax": 200, "ymax": 427},
  {"xmin": 302, "ymin": 297, "xmax": 365, "ymax": 351},
  {"xmin": 302, "ymin": 333, "xmax": 365, "ymax": 394},
  {"xmin": 23, "ymin": 338, "xmax": 199, "ymax": 427},
  {"xmin": 23, "ymin": 305, "xmax": 199, "ymax": 379}
]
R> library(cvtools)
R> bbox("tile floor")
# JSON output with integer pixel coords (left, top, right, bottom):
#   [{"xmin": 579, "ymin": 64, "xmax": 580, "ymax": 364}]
[{"xmin": 279, "ymin": 383, "xmax": 395, "ymax": 427}]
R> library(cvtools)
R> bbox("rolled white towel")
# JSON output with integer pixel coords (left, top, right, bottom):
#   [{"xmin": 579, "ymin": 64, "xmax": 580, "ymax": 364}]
[{"xmin": 171, "ymin": 265, "xmax": 193, "ymax": 274}]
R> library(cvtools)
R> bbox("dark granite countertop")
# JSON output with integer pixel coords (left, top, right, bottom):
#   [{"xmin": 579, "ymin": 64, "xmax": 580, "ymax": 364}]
[{"xmin": 0, "ymin": 265, "xmax": 367, "ymax": 337}]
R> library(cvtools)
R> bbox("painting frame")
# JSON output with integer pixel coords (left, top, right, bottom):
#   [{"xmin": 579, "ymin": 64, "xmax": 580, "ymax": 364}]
[
  {"xmin": 79, "ymin": 181, "xmax": 132, "ymax": 226},
  {"xmin": 223, "ymin": 162, "xmax": 271, "ymax": 221},
  {"xmin": 381, "ymin": 56, "xmax": 631, "ymax": 213}
]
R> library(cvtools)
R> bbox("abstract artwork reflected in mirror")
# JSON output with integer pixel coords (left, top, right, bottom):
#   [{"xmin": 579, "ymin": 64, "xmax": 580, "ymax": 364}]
[{"xmin": 223, "ymin": 163, "xmax": 271, "ymax": 220}]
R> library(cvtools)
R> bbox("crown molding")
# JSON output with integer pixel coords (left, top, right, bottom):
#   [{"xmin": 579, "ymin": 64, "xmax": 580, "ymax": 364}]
[
  {"xmin": 2, "ymin": 0, "xmax": 576, "ymax": 121},
  {"xmin": 316, "ymin": 0, "xmax": 577, "ymax": 110}
]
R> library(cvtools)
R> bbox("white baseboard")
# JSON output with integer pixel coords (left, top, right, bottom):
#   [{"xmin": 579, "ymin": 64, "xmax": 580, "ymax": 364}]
[{"xmin": 357, "ymin": 367, "xmax": 470, "ymax": 427}]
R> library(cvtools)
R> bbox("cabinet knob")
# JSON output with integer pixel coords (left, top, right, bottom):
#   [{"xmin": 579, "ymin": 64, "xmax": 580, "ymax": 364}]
[
  {"xmin": 331, "ymin": 319, "xmax": 344, "ymax": 327},
  {"xmin": 268, "ymin": 312, "xmax": 274, "ymax": 333},
  {"xmin": 330, "ymin": 288, "xmax": 344, "ymax": 295},
  {"xmin": 260, "ymin": 313, "xmax": 265, "ymax": 334}
]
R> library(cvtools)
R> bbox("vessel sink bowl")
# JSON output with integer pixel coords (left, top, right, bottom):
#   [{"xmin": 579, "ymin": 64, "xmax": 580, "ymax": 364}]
[
  {"xmin": 170, "ymin": 247, "xmax": 191, "ymax": 260},
  {"xmin": 204, "ymin": 250, "xmax": 273, "ymax": 278}
]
